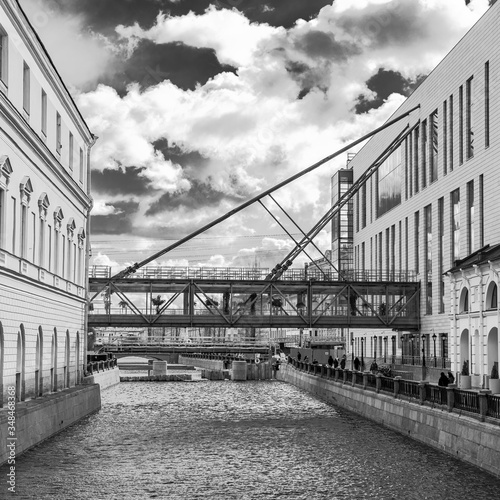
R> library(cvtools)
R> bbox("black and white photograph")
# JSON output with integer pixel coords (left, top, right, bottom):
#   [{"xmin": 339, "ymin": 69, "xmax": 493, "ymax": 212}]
[{"xmin": 1, "ymin": 0, "xmax": 500, "ymax": 498}]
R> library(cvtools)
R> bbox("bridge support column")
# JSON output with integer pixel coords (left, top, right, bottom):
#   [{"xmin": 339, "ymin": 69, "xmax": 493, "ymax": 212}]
[
  {"xmin": 232, "ymin": 360, "xmax": 247, "ymax": 381},
  {"xmin": 152, "ymin": 361, "xmax": 167, "ymax": 376}
]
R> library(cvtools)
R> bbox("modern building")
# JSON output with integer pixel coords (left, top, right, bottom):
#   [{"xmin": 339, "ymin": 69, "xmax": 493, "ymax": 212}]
[
  {"xmin": 0, "ymin": 0, "xmax": 94, "ymax": 405},
  {"xmin": 342, "ymin": 1, "xmax": 500, "ymax": 384}
]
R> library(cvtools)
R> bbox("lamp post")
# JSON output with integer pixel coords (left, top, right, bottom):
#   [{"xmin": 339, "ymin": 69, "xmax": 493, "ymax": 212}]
[
  {"xmin": 432, "ymin": 333, "xmax": 437, "ymax": 367},
  {"xmin": 351, "ymin": 338, "xmax": 354, "ymax": 367},
  {"xmin": 400, "ymin": 335, "xmax": 405, "ymax": 364},
  {"xmin": 409, "ymin": 334, "xmax": 414, "ymax": 365},
  {"xmin": 384, "ymin": 336, "xmax": 388, "ymax": 363},
  {"xmin": 373, "ymin": 335, "xmax": 377, "ymax": 361},
  {"xmin": 361, "ymin": 337, "xmax": 364, "ymax": 371},
  {"xmin": 441, "ymin": 333, "xmax": 447, "ymax": 369},
  {"xmin": 421, "ymin": 334, "xmax": 426, "ymax": 367},
  {"xmin": 391, "ymin": 335, "xmax": 396, "ymax": 364}
]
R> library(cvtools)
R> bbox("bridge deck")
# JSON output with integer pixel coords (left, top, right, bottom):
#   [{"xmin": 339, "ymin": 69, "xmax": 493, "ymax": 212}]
[{"xmin": 89, "ymin": 277, "xmax": 420, "ymax": 330}]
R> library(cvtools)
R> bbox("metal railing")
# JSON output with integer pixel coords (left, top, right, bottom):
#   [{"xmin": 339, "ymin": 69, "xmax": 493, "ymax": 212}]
[
  {"xmin": 85, "ymin": 357, "xmax": 117, "ymax": 375},
  {"xmin": 286, "ymin": 358, "xmax": 500, "ymax": 422},
  {"xmin": 89, "ymin": 265, "xmax": 418, "ymax": 283}
]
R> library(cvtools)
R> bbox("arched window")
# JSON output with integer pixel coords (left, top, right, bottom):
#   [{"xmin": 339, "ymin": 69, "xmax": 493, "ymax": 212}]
[
  {"xmin": 459, "ymin": 287, "xmax": 469, "ymax": 313},
  {"xmin": 0, "ymin": 321, "xmax": 4, "ymax": 408},
  {"xmin": 486, "ymin": 281, "xmax": 498, "ymax": 310},
  {"xmin": 16, "ymin": 325, "xmax": 26, "ymax": 401},
  {"xmin": 36, "ymin": 326, "xmax": 43, "ymax": 397},
  {"xmin": 65, "ymin": 330, "xmax": 70, "ymax": 388},
  {"xmin": 51, "ymin": 328, "xmax": 57, "ymax": 392}
]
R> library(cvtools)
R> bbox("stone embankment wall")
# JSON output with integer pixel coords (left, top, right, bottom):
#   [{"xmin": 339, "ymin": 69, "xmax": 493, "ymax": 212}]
[
  {"xmin": 0, "ymin": 385, "xmax": 101, "ymax": 465},
  {"xmin": 278, "ymin": 364, "xmax": 500, "ymax": 478},
  {"xmin": 82, "ymin": 368, "xmax": 120, "ymax": 390}
]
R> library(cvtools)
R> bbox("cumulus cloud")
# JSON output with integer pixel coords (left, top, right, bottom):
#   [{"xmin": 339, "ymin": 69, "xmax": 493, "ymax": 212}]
[
  {"xmin": 116, "ymin": 6, "xmax": 283, "ymax": 67},
  {"xmin": 91, "ymin": 200, "xmax": 123, "ymax": 216},
  {"xmin": 50, "ymin": 0, "xmax": 491, "ymax": 267}
]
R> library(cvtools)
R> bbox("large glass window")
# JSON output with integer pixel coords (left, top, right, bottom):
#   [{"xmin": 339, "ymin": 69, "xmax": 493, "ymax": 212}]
[
  {"xmin": 443, "ymin": 100, "xmax": 447, "ymax": 175},
  {"xmin": 377, "ymin": 146, "xmax": 402, "ymax": 217},
  {"xmin": 466, "ymin": 76, "xmax": 474, "ymax": 160},
  {"xmin": 421, "ymin": 120, "xmax": 427, "ymax": 189},
  {"xmin": 41, "ymin": 89, "xmax": 47, "ymax": 136},
  {"xmin": 23, "ymin": 62, "xmax": 30, "ymax": 115},
  {"xmin": 485, "ymin": 62, "xmax": 490, "ymax": 148},
  {"xmin": 0, "ymin": 26, "xmax": 8, "ymax": 86},
  {"xmin": 438, "ymin": 197, "xmax": 444, "ymax": 314},
  {"xmin": 425, "ymin": 204, "xmax": 432, "ymax": 315},
  {"xmin": 430, "ymin": 110, "xmax": 438, "ymax": 183},
  {"xmin": 468, "ymin": 181, "xmax": 474, "ymax": 254},
  {"xmin": 451, "ymin": 189, "xmax": 460, "ymax": 262},
  {"xmin": 459, "ymin": 85, "xmax": 464, "ymax": 165},
  {"xmin": 414, "ymin": 211, "xmax": 420, "ymax": 274},
  {"xmin": 449, "ymin": 94, "xmax": 454, "ymax": 171}
]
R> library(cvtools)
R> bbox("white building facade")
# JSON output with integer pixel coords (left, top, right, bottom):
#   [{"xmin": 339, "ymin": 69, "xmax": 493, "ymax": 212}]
[
  {"xmin": 345, "ymin": 2, "xmax": 500, "ymax": 381},
  {"xmin": 0, "ymin": 0, "xmax": 94, "ymax": 403}
]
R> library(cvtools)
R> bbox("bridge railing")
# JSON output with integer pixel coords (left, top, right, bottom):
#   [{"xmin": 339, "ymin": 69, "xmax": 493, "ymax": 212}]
[
  {"xmin": 101, "ymin": 335, "xmax": 270, "ymax": 348},
  {"xmin": 85, "ymin": 357, "xmax": 117, "ymax": 375},
  {"xmin": 89, "ymin": 266, "xmax": 418, "ymax": 283}
]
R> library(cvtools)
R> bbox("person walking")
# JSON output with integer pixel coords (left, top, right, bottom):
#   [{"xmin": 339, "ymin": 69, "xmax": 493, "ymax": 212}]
[
  {"xmin": 438, "ymin": 372, "xmax": 449, "ymax": 387},
  {"xmin": 328, "ymin": 355, "xmax": 334, "ymax": 367},
  {"xmin": 340, "ymin": 355, "xmax": 346, "ymax": 370},
  {"xmin": 447, "ymin": 371, "xmax": 455, "ymax": 385},
  {"xmin": 354, "ymin": 357, "xmax": 361, "ymax": 371}
]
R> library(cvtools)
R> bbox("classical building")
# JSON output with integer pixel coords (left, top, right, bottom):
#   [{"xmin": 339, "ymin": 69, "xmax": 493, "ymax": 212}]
[
  {"xmin": 0, "ymin": 0, "xmax": 94, "ymax": 404},
  {"xmin": 342, "ymin": 1, "xmax": 500, "ymax": 384}
]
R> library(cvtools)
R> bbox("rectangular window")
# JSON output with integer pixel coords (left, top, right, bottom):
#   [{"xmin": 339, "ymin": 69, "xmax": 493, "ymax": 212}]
[
  {"xmin": 0, "ymin": 27, "xmax": 8, "ymax": 85},
  {"xmin": 31, "ymin": 211, "xmax": 36, "ymax": 263},
  {"xmin": 385, "ymin": 227, "xmax": 390, "ymax": 278},
  {"xmin": 405, "ymin": 217, "xmax": 408, "ymax": 273},
  {"xmin": 38, "ymin": 219, "xmax": 45, "ymax": 268},
  {"xmin": 377, "ymin": 146, "xmax": 402, "ymax": 217},
  {"xmin": 41, "ymin": 89, "xmax": 47, "ymax": 136},
  {"xmin": 443, "ymin": 100, "xmax": 447, "ymax": 175},
  {"xmin": 425, "ymin": 204, "xmax": 432, "ymax": 315},
  {"xmin": 438, "ymin": 197, "xmax": 444, "ymax": 314},
  {"xmin": 430, "ymin": 110, "xmax": 438, "ymax": 183},
  {"xmin": 0, "ymin": 188, "xmax": 4, "ymax": 249},
  {"xmin": 47, "ymin": 224, "xmax": 52, "ymax": 272},
  {"xmin": 449, "ymin": 94, "xmax": 454, "ymax": 171},
  {"xmin": 23, "ymin": 62, "xmax": 30, "ymax": 114},
  {"xmin": 374, "ymin": 234, "xmax": 378, "ymax": 277},
  {"xmin": 466, "ymin": 76, "xmax": 473, "ymax": 160},
  {"xmin": 69, "ymin": 132, "xmax": 74, "ymax": 171},
  {"xmin": 391, "ymin": 224, "xmax": 395, "ymax": 280},
  {"xmin": 378, "ymin": 232, "xmax": 383, "ymax": 279},
  {"xmin": 414, "ymin": 211, "xmax": 420, "ymax": 274},
  {"xmin": 56, "ymin": 112, "xmax": 62, "ymax": 153},
  {"xmin": 451, "ymin": 189, "xmax": 460, "ymax": 262},
  {"xmin": 61, "ymin": 235, "xmax": 65, "ymax": 277},
  {"xmin": 421, "ymin": 120, "xmax": 427, "ymax": 188},
  {"xmin": 361, "ymin": 183, "xmax": 367, "ymax": 228},
  {"xmin": 20, "ymin": 204, "xmax": 27, "ymax": 258},
  {"xmin": 479, "ymin": 174, "xmax": 484, "ymax": 248},
  {"xmin": 405, "ymin": 138, "xmax": 408, "ymax": 200},
  {"xmin": 73, "ymin": 243, "xmax": 77, "ymax": 283},
  {"xmin": 414, "ymin": 127, "xmax": 419, "ymax": 193},
  {"xmin": 370, "ymin": 237, "xmax": 373, "ymax": 274},
  {"xmin": 355, "ymin": 193, "xmax": 359, "ymax": 233},
  {"xmin": 468, "ymin": 180, "xmax": 475, "ymax": 254},
  {"xmin": 459, "ymin": 85, "xmax": 463, "ymax": 165},
  {"xmin": 408, "ymin": 133, "xmax": 413, "ymax": 197},
  {"xmin": 485, "ymin": 62, "xmax": 490, "ymax": 148},
  {"xmin": 362, "ymin": 242, "xmax": 365, "ymax": 272},
  {"xmin": 398, "ymin": 220, "xmax": 402, "ymax": 273},
  {"xmin": 11, "ymin": 197, "xmax": 15, "ymax": 253},
  {"xmin": 79, "ymin": 148, "xmax": 84, "ymax": 183},
  {"xmin": 53, "ymin": 227, "xmax": 58, "ymax": 274}
]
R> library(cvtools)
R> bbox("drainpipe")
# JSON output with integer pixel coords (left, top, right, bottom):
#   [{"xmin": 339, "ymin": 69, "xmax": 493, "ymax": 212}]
[{"xmin": 83, "ymin": 134, "xmax": 98, "ymax": 380}]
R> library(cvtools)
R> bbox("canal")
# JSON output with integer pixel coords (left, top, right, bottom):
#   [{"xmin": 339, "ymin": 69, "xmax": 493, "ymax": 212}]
[{"xmin": 2, "ymin": 380, "xmax": 500, "ymax": 499}]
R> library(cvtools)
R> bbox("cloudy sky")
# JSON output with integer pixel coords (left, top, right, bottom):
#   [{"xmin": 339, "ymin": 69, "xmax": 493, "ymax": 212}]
[{"xmin": 20, "ymin": 0, "xmax": 491, "ymax": 271}]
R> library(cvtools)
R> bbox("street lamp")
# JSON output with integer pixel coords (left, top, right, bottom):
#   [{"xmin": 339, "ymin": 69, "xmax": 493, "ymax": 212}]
[
  {"xmin": 351, "ymin": 338, "xmax": 354, "ymax": 366},
  {"xmin": 373, "ymin": 335, "xmax": 377, "ymax": 361},
  {"xmin": 432, "ymin": 333, "xmax": 437, "ymax": 367},
  {"xmin": 400, "ymin": 335, "xmax": 405, "ymax": 364},
  {"xmin": 391, "ymin": 335, "xmax": 396, "ymax": 363},
  {"xmin": 384, "ymin": 336, "xmax": 388, "ymax": 363},
  {"xmin": 421, "ymin": 334, "xmax": 426, "ymax": 367},
  {"xmin": 361, "ymin": 337, "xmax": 365, "ymax": 371}
]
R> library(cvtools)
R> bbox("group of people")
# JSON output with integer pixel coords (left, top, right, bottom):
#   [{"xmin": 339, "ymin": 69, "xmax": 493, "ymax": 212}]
[{"xmin": 438, "ymin": 371, "xmax": 455, "ymax": 387}]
